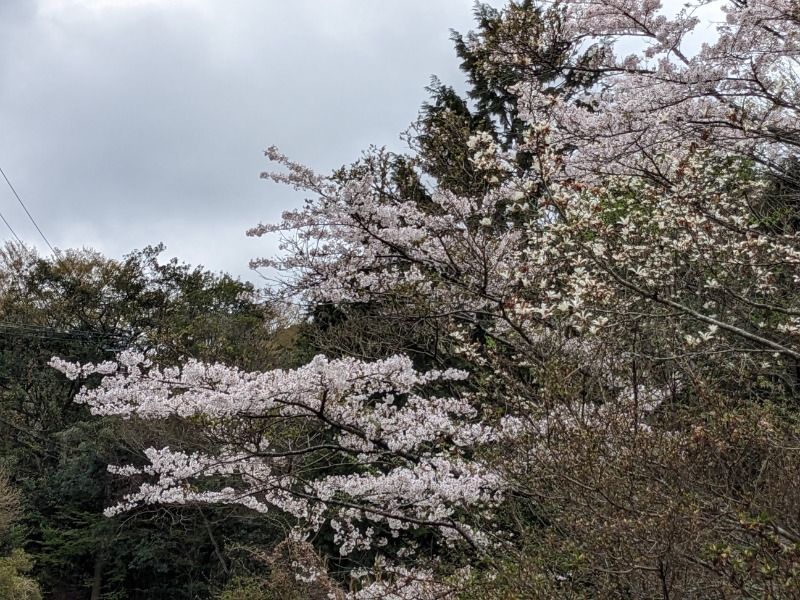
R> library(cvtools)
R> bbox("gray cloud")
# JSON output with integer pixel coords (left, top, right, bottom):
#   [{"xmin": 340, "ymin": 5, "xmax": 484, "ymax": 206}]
[{"xmin": 0, "ymin": 0, "xmax": 496, "ymax": 282}]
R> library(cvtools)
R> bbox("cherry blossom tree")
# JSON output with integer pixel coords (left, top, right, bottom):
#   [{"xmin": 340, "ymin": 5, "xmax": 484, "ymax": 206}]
[
  {"xmin": 52, "ymin": 1, "xmax": 800, "ymax": 596},
  {"xmin": 50, "ymin": 349, "xmax": 513, "ymax": 596}
]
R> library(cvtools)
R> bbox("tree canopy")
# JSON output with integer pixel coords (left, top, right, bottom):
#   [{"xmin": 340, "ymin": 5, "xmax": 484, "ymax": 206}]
[{"xmin": 43, "ymin": 1, "xmax": 800, "ymax": 597}]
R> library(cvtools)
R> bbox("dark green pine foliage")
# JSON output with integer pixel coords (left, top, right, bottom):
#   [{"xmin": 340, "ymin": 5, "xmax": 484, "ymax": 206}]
[
  {"xmin": 451, "ymin": 1, "xmax": 580, "ymax": 147},
  {"xmin": 411, "ymin": 1, "xmax": 600, "ymax": 222}
]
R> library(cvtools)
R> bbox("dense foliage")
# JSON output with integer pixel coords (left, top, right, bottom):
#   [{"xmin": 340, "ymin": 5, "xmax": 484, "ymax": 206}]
[{"xmin": 0, "ymin": 245, "xmax": 290, "ymax": 598}]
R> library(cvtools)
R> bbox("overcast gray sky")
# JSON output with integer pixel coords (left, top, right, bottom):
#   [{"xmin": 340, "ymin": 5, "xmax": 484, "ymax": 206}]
[{"xmin": 0, "ymin": 0, "xmax": 497, "ymax": 282}]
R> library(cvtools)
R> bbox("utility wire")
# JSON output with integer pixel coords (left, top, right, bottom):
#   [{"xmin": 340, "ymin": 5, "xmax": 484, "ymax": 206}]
[
  {"xmin": 0, "ymin": 320, "xmax": 126, "ymax": 339},
  {"xmin": 0, "ymin": 164, "xmax": 58, "ymax": 257},
  {"xmin": 0, "ymin": 206, "xmax": 24, "ymax": 247},
  {"xmin": 0, "ymin": 322, "xmax": 131, "ymax": 352},
  {"xmin": 0, "ymin": 164, "xmax": 78, "ymax": 280}
]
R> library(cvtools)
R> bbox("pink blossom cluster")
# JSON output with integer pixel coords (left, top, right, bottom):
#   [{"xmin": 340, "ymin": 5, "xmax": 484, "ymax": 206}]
[
  {"xmin": 511, "ymin": 0, "xmax": 800, "ymax": 180},
  {"xmin": 51, "ymin": 351, "xmax": 507, "ymax": 557}
]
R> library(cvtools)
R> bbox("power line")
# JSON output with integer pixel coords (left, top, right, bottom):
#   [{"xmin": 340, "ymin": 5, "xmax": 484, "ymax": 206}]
[
  {"xmin": 0, "ymin": 164, "xmax": 58, "ymax": 256},
  {"xmin": 0, "ymin": 321, "xmax": 131, "ymax": 351},
  {"xmin": 0, "ymin": 164, "xmax": 78, "ymax": 279},
  {"xmin": 0, "ymin": 320, "xmax": 125, "ymax": 339},
  {"xmin": 0, "ymin": 206, "xmax": 24, "ymax": 247}
]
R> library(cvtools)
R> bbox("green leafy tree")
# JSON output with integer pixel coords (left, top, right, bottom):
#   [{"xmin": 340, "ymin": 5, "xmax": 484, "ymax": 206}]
[
  {"xmin": 0, "ymin": 243, "xmax": 289, "ymax": 599},
  {"xmin": 0, "ymin": 466, "xmax": 40, "ymax": 600}
]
